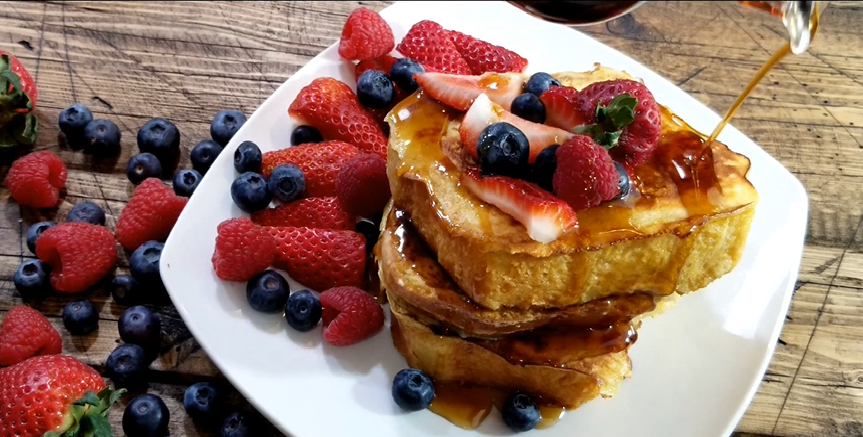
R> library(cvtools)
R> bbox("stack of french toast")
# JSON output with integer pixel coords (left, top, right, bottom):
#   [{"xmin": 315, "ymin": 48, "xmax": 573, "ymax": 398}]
[{"xmin": 377, "ymin": 65, "xmax": 759, "ymax": 415}]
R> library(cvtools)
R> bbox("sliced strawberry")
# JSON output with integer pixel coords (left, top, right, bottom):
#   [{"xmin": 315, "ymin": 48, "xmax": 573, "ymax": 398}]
[
  {"xmin": 459, "ymin": 94, "xmax": 574, "ymax": 163},
  {"xmin": 414, "ymin": 72, "xmax": 525, "ymax": 112},
  {"xmin": 461, "ymin": 168, "xmax": 578, "ymax": 243},
  {"xmin": 540, "ymin": 86, "xmax": 588, "ymax": 131}
]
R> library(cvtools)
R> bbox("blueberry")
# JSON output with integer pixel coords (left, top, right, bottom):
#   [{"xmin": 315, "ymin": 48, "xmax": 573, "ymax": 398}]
[
  {"xmin": 392, "ymin": 368, "xmax": 435, "ymax": 412},
  {"xmin": 119, "ymin": 305, "xmax": 162, "ymax": 355},
  {"xmin": 13, "ymin": 260, "xmax": 51, "ymax": 298},
  {"xmin": 390, "ymin": 58, "xmax": 425, "ymax": 93},
  {"xmin": 122, "ymin": 393, "xmax": 170, "ymax": 437},
  {"xmin": 220, "ymin": 411, "xmax": 253, "ymax": 437},
  {"xmin": 105, "ymin": 343, "xmax": 148, "ymax": 387},
  {"xmin": 83, "ymin": 119, "xmax": 121, "ymax": 157},
  {"xmin": 172, "ymin": 169, "xmax": 202, "ymax": 197},
  {"xmin": 355, "ymin": 219, "xmax": 380, "ymax": 254},
  {"xmin": 231, "ymin": 172, "xmax": 271, "ymax": 213},
  {"xmin": 267, "ymin": 164, "xmax": 305, "ymax": 203},
  {"xmin": 511, "ymin": 93, "xmax": 546, "ymax": 124},
  {"xmin": 357, "ymin": 70, "xmax": 394, "ymax": 109},
  {"xmin": 476, "ymin": 122, "xmax": 530, "ymax": 178},
  {"xmin": 501, "ymin": 392, "xmax": 541, "ymax": 432},
  {"xmin": 25, "ymin": 221, "xmax": 56, "ymax": 254},
  {"xmin": 184, "ymin": 382, "xmax": 219, "ymax": 419},
  {"xmin": 524, "ymin": 72, "xmax": 561, "ymax": 97},
  {"xmin": 532, "ymin": 144, "xmax": 560, "ymax": 192},
  {"xmin": 245, "ymin": 270, "xmax": 290, "ymax": 313},
  {"xmin": 126, "ymin": 153, "xmax": 163, "ymax": 185},
  {"xmin": 233, "ymin": 140, "xmax": 262, "ymax": 174},
  {"xmin": 66, "ymin": 201, "xmax": 106, "ymax": 226},
  {"xmin": 129, "ymin": 241, "xmax": 165, "ymax": 298},
  {"xmin": 112, "ymin": 275, "xmax": 143, "ymax": 306},
  {"xmin": 614, "ymin": 161, "xmax": 632, "ymax": 200},
  {"xmin": 137, "ymin": 118, "xmax": 180, "ymax": 165},
  {"xmin": 190, "ymin": 139, "xmax": 224, "ymax": 175},
  {"xmin": 58, "ymin": 103, "xmax": 93, "ymax": 141},
  {"xmin": 290, "ymin": 125, "xmax": 323, "ymax": 147},
  {"xmin": 211, "ymin": 109, "xmax": 246, "ymax": 147},
  {"xmin": 62, "ymin": 299, "xmax": 99, "ymax": 335},
  {"xmin": 284, "ymin": 290, "xmax": 321, "ymax": 332}
]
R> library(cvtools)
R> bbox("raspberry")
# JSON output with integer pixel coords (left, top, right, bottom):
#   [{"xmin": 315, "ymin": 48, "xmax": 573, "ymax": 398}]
[
  {"xmin": 3, "ymin": 151, "xmax": 68, "ymax": 209},
  {"xmin": 336, "ymin": 154, "xmax": 391, "ymax": 218},
  {"xmin": 338, "ymin": 8, "xmax": 395, "ymax": 61},
  {"xmin": 288, "ymin": 78, "xmax": 387, "ymax": 159},
  {"xmin": 115, "ymin": 178, "xmax": 188, "ymax": 251},
  {"xmin": 35, "ymin": 222, "xmax": 117, "ymax": 293},
  {"xmin": 267, "ymin": 226, "xmax": 366, "ymax": 292},
  {"xmin": 319, "ymin": 286, "xmax": 384, "ymax": 346},
  {"xmin": 251, "ymin": 197, "xmax": 354, "ymax": 231},
  {"xmin": 0, "ymin": 306, "xmax": 62, "ymax": 366},
  {"xmin": 446, "ymin": 30, "xmax": 528, "ymax": 75},
  {"xmin": 261, "ymin": 141, "xmax": 361, "ymax": 198},
  {"xmin": 396, "ymin": 20, "xmax": 472, "ymax": 75},
  {"xmin": 211, "ymin": 217, "xmax": 275, "ymax": 282},
  {"xmin": 552, "ymin": 135, "xmax": 620, "ymax": 212}
]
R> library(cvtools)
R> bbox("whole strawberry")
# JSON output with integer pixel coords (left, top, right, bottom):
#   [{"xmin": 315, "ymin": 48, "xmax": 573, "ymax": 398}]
[
  {"xmin": 0, "ymin": 355, "xmax": 124, "ymax": 437},
  {"xmin": 552, "ymin": 135, "xmax": 620, "ymax": 212},
  {"xmin": 251, "ymin": 197, "xmax": 355, "ymax": 230},
  {"xmin": 336, "ymin": 153, "xmax": 391, "ymax": 219},
  {"xmin": 338, "ymin": 8, "xmax": 395, "ymax": 61},
  {"xmin": 396, "ymin": 20, "xmax": 472, "ymax": 75},
  {"xmin": 575, "ymin": 79, "xmax": 661, "ymax": 167},
  {"xmin": 445, "ymin": 30, "xmax": 528, "ymax": 75},
  {"xmin": 267, "ymin": 226, "xmax": 366, "ymax": 292},
  {"xmin": 288, "ymin": 78, "xmax": 387, "ymax": 159},
  {"xmin": 0, "ymin": 51, "xmax": 39, "ymax": 149},
  {"xmin": 0, "ymin": 306, "xmax": 62, "ymax": 367},
  {"xmin": 261, "ymin": 140, "xmax": 361, "ymax": 198}
]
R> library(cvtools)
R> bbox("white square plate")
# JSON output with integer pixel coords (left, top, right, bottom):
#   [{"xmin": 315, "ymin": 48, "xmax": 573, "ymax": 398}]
[{"xmin": 160, "ymin": 2, "xmax": 808, "ymax": 436}]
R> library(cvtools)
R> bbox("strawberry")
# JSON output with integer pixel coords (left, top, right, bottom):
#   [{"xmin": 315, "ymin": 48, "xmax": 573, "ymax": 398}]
[
  {"xmin": 338, "ymin": 7, "xmax": 395, "ymax": 61},
  {"xmin": 575, "ymin": 79, "xmax": 661, "ymax": 167},
  {"xmin": 336, "ymin": 154, "xmax": 391, "ymax": 219},
  {"xmin": 251, "ymin": 197, "xmax": 355, "ymax": 230},
  {"xmin": 395, "ymin": 20, "xmax": 472, "ymax": 75},
  {"xmin": 0, "ymin": 306, "xmax": 62, "ymax": 367},
  {"xmin": 288, "ymin": 77, "xmax": 387, "ymax": 159},
  {"xmin": 414, "ymin": 71, "xmax": 526, "ymax": 112},
  {"xmin": 354, "ymin": 55, "xmax": 399, "ymax": 83},
  {"xmin": 320, "ymin": 286, "xmax": 384, "ymax": 346},
  {"xmin": 0, "ymin": 355, "xmax": 123, "ymax": 437},
  {"xmin": 540, "ymin": 85, "xmax": 588, "ymax": 131},
  {"xmin": 445, "ymin": 30, "xmax": 528, "ymax": 75},
  {"xmin": 267, "ymin": 227, "xmax": 366, "ymax": 292},
  {"xmin": 460, "ymin": 94, "xmax": 573, "ymax": 163},
  {"xmin": 461, "ymin": 168, "xmax": 578, "ymax": 243},
  {"xmin": 261, "ymin": 141, "xmax": 361, "ymax": 198},
  {"xmin": 552, "ymin": 135, "xmax": 621, "ymax": 212},
  {"xmin": 0, "ymin": 51, "xmax": 38, "ymax": 149}
]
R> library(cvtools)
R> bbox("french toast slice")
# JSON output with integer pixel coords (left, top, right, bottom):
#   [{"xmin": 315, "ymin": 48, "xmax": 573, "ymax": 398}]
[{"xmin": 385, "ymin": 64, "xmax": 759, "ymax": 311}]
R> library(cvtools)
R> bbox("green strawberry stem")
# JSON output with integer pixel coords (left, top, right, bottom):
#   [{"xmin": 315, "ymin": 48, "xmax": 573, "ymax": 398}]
[
  {"xmin": 42, "ymin": 387, "xmax": 127, "ymax": 437},
  {"xmin": 0, "ymin": 54, "xmax": 37, "ymax": 149},
  {"xmin": 574, "ymin": 93, "xmax": 638, "ymax": 150}
]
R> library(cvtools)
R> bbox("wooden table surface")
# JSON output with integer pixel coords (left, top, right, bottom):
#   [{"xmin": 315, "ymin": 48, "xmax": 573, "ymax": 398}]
[{"xmin": 1, "ymin": 1, "xmax": 861, "ymax": 436}]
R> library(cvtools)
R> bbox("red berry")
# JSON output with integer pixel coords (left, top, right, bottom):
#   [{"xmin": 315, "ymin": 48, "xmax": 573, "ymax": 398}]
[
  {"xmin": 3, "ymin": 151, "xmax": 67, "ymax": 209},
  {"xmin": 540, "ymin": 85, "xmax": 588, "ymax": 131},
  {"xmin": 36, "ymin": 222, "xmax": 117, "ymax": 293},
  {"xmin": 575, "ymin": 79, "xmax": 661, "ymax": 167},
  {"xmin": 288, "ymin": 78, "xmax": 387, "ymax": 159},
  {"xmin": 115, "ymin": 178, "xmax": 188, "ymax": 251},
  {"xmin": 267, "ymin": 226, "xmax": 366, "ymax": 292},
  {"xmin": 354, "ymin": 55, "xmax": 399, "ymax": 83},
  {"xmin": 251, "ymin": 197, "xmax": 354, "ymax": 230},
  {"xmin": 396, "ymin": 20, "xmax": 472, "ymax": 75},
  {"xmin": 320, "ymin": 286, "xmax": 384, "ymax": 346},
  {"xmin": 212, "ymin": 217, "xmax": 275, "ymax": 282},
  {"xmin": 445, "ymin": 30, "xmax": 528, "ymax": 75},
  {"xmin": 552, "ymin": 135, "xmax": 620, "ymax": 212},
  {"xmin": 261, "ymin": 141, "xmax": 361, "ymax": 198},
  {"xmin": 0, "ymin": 306, "xmax": 62, "ymax": 367},
  {"xmin": 338, "ymin": 7, "xmax": 395, "ymax": 61},
  {"xmin": 336, "ymin": 154, "xmax": 391, "ymax": 219}
]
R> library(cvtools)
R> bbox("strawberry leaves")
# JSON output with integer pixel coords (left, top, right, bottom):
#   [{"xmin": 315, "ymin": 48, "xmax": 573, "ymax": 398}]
[
  {"xmin": 574, "ymin": 93, "xmax": 638, "ymax": 150},
  {"xmin": 43, "ymin": 387, "xmax": 126, "ymax": 437},
  {"xmin": 0, "ymin": 54, "xmax": 38, "ymax": 148}
]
